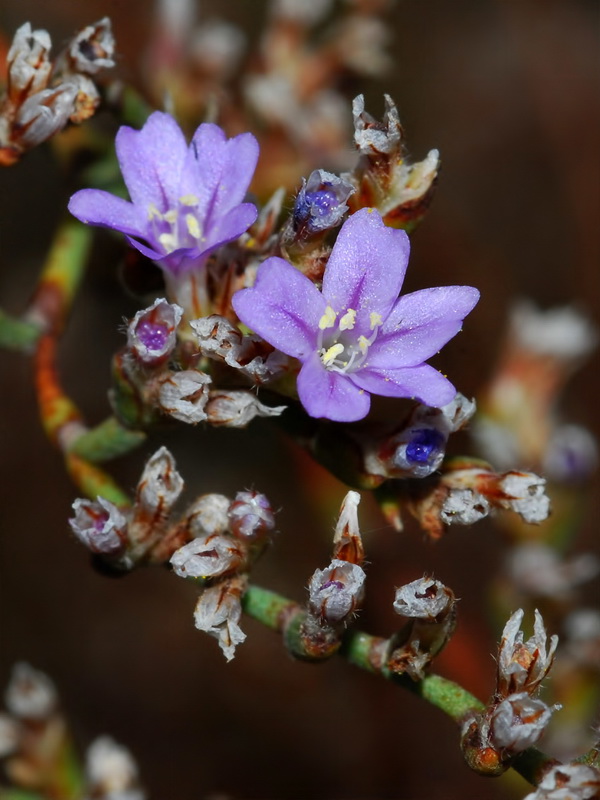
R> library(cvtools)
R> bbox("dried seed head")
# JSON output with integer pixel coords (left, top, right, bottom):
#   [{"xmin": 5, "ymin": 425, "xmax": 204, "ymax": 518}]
[
  {"xmin": 228, "ymin": 491, "xmax": 275, "ymax": 541},
  {"xmin": 5, "ymin": 663, "xmax": 57, "ymax": 720},
  {"xmin": 193, "ymin": 576, "xmax": 247, "ymax": 661},
  {"xmin": 69, "ymin": 496, "xmax": 129, "ymax": 555},
  {"xmin": 185, "ymin": 494, "xmax": 231, "ymax": 537},
  {"xmin": 157, "ymin": 370, "xmax": 212, "ymax": 423},
  {"xmin": 490, "ymin": 692, "xmax": 560, "ymax": 753},
  {"xmin": 206, "ymin": 390, "xmax": 286, "ymax": 428},
  {"xmin": 127, "ymin": 298, "xmax": 183, "ymax": 365},
  {"xmin": 497, "ymin": 609, "xmax": 558, "ymax": 698},
  {"xmin": 393, "ymin": 577, "xmax": 454, "ymax": 621},
  {"xmin": 170, "ymin": 534, "xmax": 245, "ymax": 580},
  {"xmin": 136, "ymin": 446, "xmax": 184, "ymax": 516},
  {"xmin": 308, "ymin": 559, "xmax": 366, "ymax": 625}
]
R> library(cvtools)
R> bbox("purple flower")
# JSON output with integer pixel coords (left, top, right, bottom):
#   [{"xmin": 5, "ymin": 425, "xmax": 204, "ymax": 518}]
[
  {"xmin": 68, "ymin": 111, "xmax": 259, "ymax": 277},
  {"xmin": 232, "ymin": 208, "xmax": 480, "ymax": 422}
]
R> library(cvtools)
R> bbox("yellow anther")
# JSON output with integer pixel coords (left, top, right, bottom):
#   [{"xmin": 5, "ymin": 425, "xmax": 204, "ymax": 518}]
[
  {"xmin": 369, "ymin": 311, "xmax": 383, "ymax": 330},
  {"xmin": 163, "ymin": 210, "xmax": 177, "ymax": 224},
  {"xmin": 339, "ymin": 308, "xmax": 357, "ymax": 331},
  {"xmin": 358, "ymin": 335, "xmax": 369, "ymax": 353},
  {"xmin": 318, "ymin": 306, "xmax": 337, "ymax": 330},
  {"xmin": 158, "ymin": 233, "xmax": 177, "ymax": 252},
  {"xmin": 147, "ymin": 203, "xmax": 162, "ymax": 221},
  {"xmin": 179, "ymin": 194, "xmax": 199, "ymax": 206},
  {"xmin": 321, "ymin": 343, "xmax": 344, "ymax": 366},
  {"xmin": 185, "ymin": 214, "xmax": 201, "ymax": 239}
]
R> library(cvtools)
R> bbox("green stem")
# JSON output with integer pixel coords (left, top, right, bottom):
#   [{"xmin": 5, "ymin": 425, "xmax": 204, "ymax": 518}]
[
  {"xmin": 66, "ymin": 416, "xmax": 146, "ymax": 463},
  {"xmin": 0, "ymin": 309, "xmax": 40, "ymax": 351}
]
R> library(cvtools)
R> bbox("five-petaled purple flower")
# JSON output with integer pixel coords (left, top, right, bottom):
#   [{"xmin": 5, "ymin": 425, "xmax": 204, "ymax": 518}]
[
  {"xmin": 68, "ymin": 111, "xmax": 259, "ymax": 277},
  {"xmin": 232, "ymin": 208, "xmax": 479, "ymax": 422}
]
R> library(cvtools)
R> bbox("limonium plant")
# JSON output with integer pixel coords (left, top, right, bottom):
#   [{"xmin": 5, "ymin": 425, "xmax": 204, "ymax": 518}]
[{"xmin": 1, "ymin": 3, "xmax": 598, "ymax": 800}]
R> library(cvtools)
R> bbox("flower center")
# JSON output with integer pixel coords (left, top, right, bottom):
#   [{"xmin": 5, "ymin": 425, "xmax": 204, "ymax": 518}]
[
  {"xmin": 136, "ymin": 320, "xmax": 169, "ymax": 352},
  {"xmin": 317, "ymin": 305, "xmax": 383, "ymax": 373},
  {"xmin": 147, "ymin": 194, "xmax": 205, "ymax": 254}
]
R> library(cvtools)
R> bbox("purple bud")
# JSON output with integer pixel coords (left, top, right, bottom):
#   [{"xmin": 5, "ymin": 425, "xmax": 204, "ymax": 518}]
[
  {"xmin": 405, "ymin": 428, "xmax": 446, "ymax": 465},
  {"xmin": 127, "ymin": 298, "xmax": 183, "ymax": 365},
  {"xmin": 308, "ymin": 559, "xmax": 366, "ymax": 624},
  {"xmin": 69, "ymin": 497, "xmax": 129, "ymax": 555},
  {"xmin": 228, "ymin": 491, "xmax": 275, "ymax": 541},
  {"xmin": 293, "ymin": 169, "xmax": 355, "ymax": 234}
]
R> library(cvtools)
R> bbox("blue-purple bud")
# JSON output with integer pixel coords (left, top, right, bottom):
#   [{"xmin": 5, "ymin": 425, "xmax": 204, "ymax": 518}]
[
  {"xmin": 405, "ymin": 428, "xmax": 446, "ymax": 465},
  {"xmin": 293, "ymin": 169, "xmax": 355, "ymax": 234}
]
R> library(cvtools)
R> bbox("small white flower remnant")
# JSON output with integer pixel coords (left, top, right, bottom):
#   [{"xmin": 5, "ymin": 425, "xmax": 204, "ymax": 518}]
[
  {"xmin": 193, "ymin": 576, "xmax": 248, "ymax": 662},
  {"xmin": 308, "ymin": 560, "xmax": 366, "ymax": 625},
  {"xmin": 184, "ymin": 494, "xmax": 231, "ymax": 537},
  {"xmin": 332, "ymin": 490, "xmax": 364, "ymax": 564},
  {"xmin": 506, "ymin": 543, "xmax": 599, "ymax": 599},
  {"xmin": 170, "ymin": 534, "xmax": 245, "ymax": 580},
  {"xmin": 496, "ymin": 472, "xmax": 551, "ymax": 524},
  {"xmin": 126, "ymin": 298, "xmax": 183, "ymax": 366},
  {"xmin": 228, "ymin": 491, "xmax": 275, "ymax": 541},
  {"xmin": 522, "ymin": 763, "xmax": 600, "ymax": 800},
  {"xmin": 58, "ymin": 17, "xmax": 115, "ymax": 75},
  {"xmin": 440, "ymin": 488, "xmax": 490, "ymax": 527},
  {"xmin": 393, "ymin": 577, "xmax": 454, "ymax": 621},
  {"xmin": 497, "ymin": 609, "xmax": 558, "ymax": 698},
  {"xmin": 206, "ymin": 390, "xmax": 286, "ymax": 428},
  {"xmin": 352, "ymin": 93, "xmax": 401, "ymax": 156},
  {"xmin": 511, "ymin": 302, "xmax": 598, "ymax": 363},
  {"xmin": 69, "ymin": 497, "xmax": 129, "ymax": 556},
  {"xmin": 489, "ymin": 692, "xmax": 560, "ymax": 753},
  {"xmin": 5, "ymin": 663, "xmax": 57, "ymax": 721},
  {"xmin": 135, "ymin": 447, "xmax": 184, "ymax": 519},
  {"xmin": 86, "ymin": 735, "xmax": 145, "ymax": 800},
  {"xmin": 190, "ymin": 20, "xmax": 245, "ymax": 79},
  {"xmin": 157, "ymin": 370, "xmax": 212, "ymax": 423}
]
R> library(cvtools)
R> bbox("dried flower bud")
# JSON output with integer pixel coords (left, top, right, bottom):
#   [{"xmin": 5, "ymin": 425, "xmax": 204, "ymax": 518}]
[
  {"xmin": 490, "ymin": 692, "xmax": 559, "ymax": 753},
  {"xmin": 506, "ymin": 543, "xmax": 599, "ymax": 599},
  {"xmin": 393, "ymin": 577, "xmax": 454, "ymax": 621},
  {"xmin": 352, "ymin": 93, "xmax": 402, "ymax": 156},
  {"xmin": 127, "ymin": 299, "xmax": 182, "ymax": 366},
  {"xmin": 16, "ymin": 82, "xmax": 79, "ymax": 147},
  {"xmin": 522, "ymin": 763, "xmax": 600, "ymax": 800},
  {"xmin": 5, "ymin": 663, "xmax": 57, "ymax": 720},
  {"xmin": 7, "ymin": 23, "xmax": 52, "ymax": 100},
  {"xmin": 332, "ymin": 490, "xmax": 364, "ymax": 565},
  {"xmin": 185, "ymin": 494, "xmax": 231, "ymax": 537},
  {"xmin": 229, "ymin": 491, "xmax": 275, "ymax": 541},
  {"xmin": 170, "ymin": 534, "xmax": 245, "ymax": 580},
  {"xmin": 496, "ymin": 471, "xmax": 550, "ymax": 524},
  {"xmin": 497, "ymin": 609, "xmax": 558, "ymax": 698},
  {"xmin": 86, "ymin": 735, "xmax": 142, "ymax": 797},
  {"xmin": 136, "ymin": 446, "xmax": 184, "ymax": 517},
  {"xmin": 193, "ymin": 576, "xmax": 248, "ymax": 662},
  {"xmin": 293, "ymin": 170, "xmax": 355, "ymax": 235},
  {"xmin": 61, "ymin": 17, "xmax": 115, "ymax": 75},
  {"xmin": 308, "ymin": 559, "xmax": 366, "ymax": 625},
  {"xmin": 69, "ymin": 497, "xmax": 129, "ymax": 556},
  {"xmin": 157, "ymin": 370, "xmax": 212, "ymax": 423},
  {"xmin": 206, "ymin": 390, "xmax": 286, "ymax": 428},
  {"xmin": 0, "ymin": 714, "xmax": 20, "ymax": 757}
]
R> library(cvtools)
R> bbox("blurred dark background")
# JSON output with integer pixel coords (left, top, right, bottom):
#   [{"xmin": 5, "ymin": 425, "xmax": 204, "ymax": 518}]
[{"xmin": 0, "ymin": 1, "xmax": 598, "ymax": 798}]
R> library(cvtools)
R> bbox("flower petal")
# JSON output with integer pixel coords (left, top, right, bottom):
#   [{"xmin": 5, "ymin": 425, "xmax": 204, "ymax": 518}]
[
  {"xmin": 322, "ymin": 208, "xmax": 410, "ymax": 327},
  {"xmin": 232, "ymin": 257, "xmax": 326, "ymax": 359},
  {"xmin": 367, "ymin": 286, "xmax": 480, "ymax": 367},
  {"xmin": 352, "ymin": 363, "xmax": 457, "ymax": 407},
  {"xmin": 204, "ymin": 203, "xmax": 258, "ymax": 252},
  {"xmin": 298, "ymin": 354, "xmax": 371, "ymax": 421},
  {"xmin": 116, "ymin": 111, "xmax": 188, "ymax": 209},
  {"xmin": 69, "ymin": 189, "xmax": 145, "ymax": 237}
]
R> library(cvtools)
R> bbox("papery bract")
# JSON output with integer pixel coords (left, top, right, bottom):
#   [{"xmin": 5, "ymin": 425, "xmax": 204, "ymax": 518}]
[{"xmin": 233, "ymin": 208, "xmax": 479, "ymax": 422}]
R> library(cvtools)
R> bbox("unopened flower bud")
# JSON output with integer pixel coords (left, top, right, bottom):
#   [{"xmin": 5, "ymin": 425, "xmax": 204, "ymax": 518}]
[
  {"xmin": 157, "ymin": 370, "xmax": 211, "ymax": 423},
  {"xmin": 16, "ymin": 82, "xmax": 78, "ymax": 147},
  {"xmin": 522, "ymin": 763, "xmax": 600, "ymax": 800},
  {"xmin": 496, "ymin": 471, "xmax": 550, "ymax": 524},
  {"xmin": 5, "ymin": 663, "xmax": 57, "ymax": 720},
  {"xmin": 194, "ymin": 576, "xmax": 247, "ymax": 662},
  {"xmin": 497, "ymin": 609, "xmax": 558, "ymax": 698},
  {"xmin": 308, "ymin": 559, "xmax": 366, "ymax": 625},
  {"xmin": 391, "ymin": 426, "xmax": 447, "ymax": 477},
  {"xmin": 170, "ymin": 534, "xmax": 245, "ymax": 580},
  {"xmin": 206, "ymin": 390, "xmax": 286, "ymax": 428},
  {"xmin": 332, "ymin": 490, "xmax": 364, "ymax": 565},
  {"xmin": 393, "ymin": 577, "xmax": 454, "ymax": 621},
  {"xmin": 69, "ymin": 496, "xmax": 129, "ymax": 556},
  {"xmin": 7, "ymin": 23, "xmax": 52, "ymax": 99},
  {"xmin": 490, "ymin": 692, "xmax": 559, "ymax": 753},
  {"xmin": 62, "ymin": 17, "xmax": 115, "ymax": 75},
  {"xmin": 185, "ymin": 494, "xmax": 231, "ymax": 537},
  {"xmin": 229, "ymin": 491, "xmax": 275, "ymax": 541},
  {"xmin": 293, "ymin": 169, "xmax": 355, "ymax": 235},
  {"xmin": 86, "ymin": 735, "xmax": 141, "ymax": 796},
  {"xmin": 136, "ymin": 446, "xmax": 184, "ymax": 517},
  {"xmin": 127, "ymin": 298, "xmax": 182, "ymax": 365}
]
